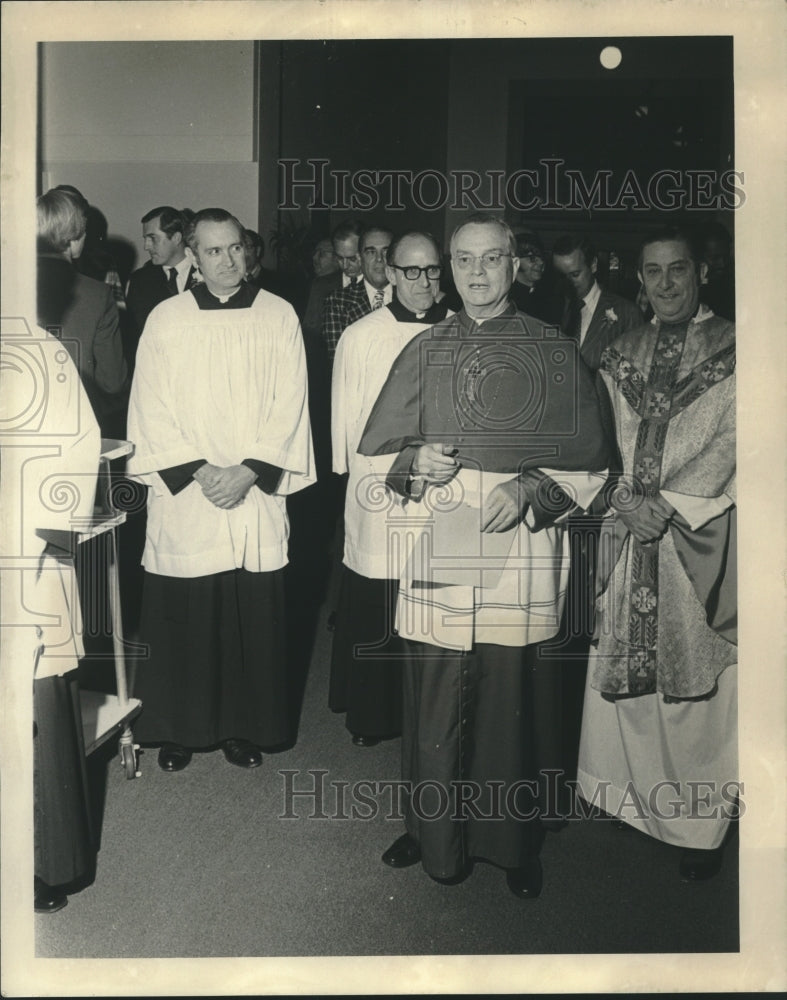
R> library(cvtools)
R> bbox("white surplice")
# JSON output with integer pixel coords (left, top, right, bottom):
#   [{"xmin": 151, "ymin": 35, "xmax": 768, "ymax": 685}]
[
  {"xmin": 127, "ymin": 288, "xmax": 315, "ymax": 578},
  {"xmin": 332, "ymin": 304, "xmax": 451, "ymax": 580},
  {"xmin": 394, "ymin": 468, "xmax": 606, "ymax": 652}
]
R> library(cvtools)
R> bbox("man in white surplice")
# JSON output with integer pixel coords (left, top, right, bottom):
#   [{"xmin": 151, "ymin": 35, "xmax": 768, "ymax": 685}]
[
  {"xmin": 328, "ymin": 231, "xmax": 452, "ymax": 746},
  {"xmin": 127, "ymin": 208, "xmax": 314, "ymax": 774}
]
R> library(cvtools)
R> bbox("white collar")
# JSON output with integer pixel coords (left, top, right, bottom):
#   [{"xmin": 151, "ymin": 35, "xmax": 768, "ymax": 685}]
[
  {"xmin": 166, "ymin": 256, "xmax": 191, "ymax": 277},
  {"xmin": 364, "ymin": 279, "xmax": 391, "ymax": 305},
  {"xmin": 582, "ymin": 280, "xmax": 601, "ymax": 314},
  {"xmin": 650, "ymin": 302, "xmax": 714, "ymax": 327}
]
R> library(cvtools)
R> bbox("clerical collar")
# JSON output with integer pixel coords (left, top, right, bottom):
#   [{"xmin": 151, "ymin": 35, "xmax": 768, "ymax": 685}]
[
  {"xmin": 190, "ymin": 281, "xmax": 259, "ymax": 310},
  {"xmin": 461, "ymin": 301, "xmax": 517, "ymax": 329},
  {"xmin": 387, "ymin": 297, "xmax": 449, "ymax": 324},
  {"xmin": 651, "ymin": 303, "xmax": 709, "ymax": 331}
]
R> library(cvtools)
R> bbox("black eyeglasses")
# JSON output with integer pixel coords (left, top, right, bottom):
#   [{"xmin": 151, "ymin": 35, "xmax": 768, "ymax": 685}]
[{"xmin": 390, "ymin": 263, "xmax": 442, "ymax": 281}]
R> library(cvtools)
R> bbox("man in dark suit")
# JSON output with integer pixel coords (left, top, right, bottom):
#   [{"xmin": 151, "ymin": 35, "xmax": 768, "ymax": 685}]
[
  {"xmin": 299, "ymin": 220, "xmax": 365, "ymax": 486},
  {"xmin": 508, "ymin": 228, "xmax": 563, "ymax": 327},
  {"xmin": 312, "ymin": 237, "xmax": 339, "ymax": 279},
  {"xmin": 544, "ymin": 232, "xmax": 643, "ymax": 803},
  {"xmin": 317, "ymin": 225, "xmax": 394, "ymax": 632},
  {"xmin": 322, "ymin": 225, "xmax": 394, "ymax": 364},
  {"xmin": 696, "ymin": 219, "xmax": 735, "ymax": 321},
  {"xmin": 36, "ymin": 188, "xmax": 128, "ymax": 436},
  {"xmin": 243, "ymin": 228, "xmax": 288, "ymax": 300},
  {"xmin": 301, "ymin": 219, "xmax": 364, "ymax": 343},
  {"xmin": 125, "ymin": 206, "xmax": 197, "ymax": 367},
  {"xmin": 552, "ymin": 233, "xmax": 642, "ymax": 372}
]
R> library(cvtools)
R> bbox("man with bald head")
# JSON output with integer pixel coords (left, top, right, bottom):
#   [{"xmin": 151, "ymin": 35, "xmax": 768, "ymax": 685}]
[
  {"xmin": 329, "ymin": 232, "xmax": 452, "ymax": 746},
  {"xmin": 359, "ymin": 213, "xmax": 610, "ymax": 898},
  {"xmin": 127, "ymin": 208, "xmax": 314, "ymax": 775}
]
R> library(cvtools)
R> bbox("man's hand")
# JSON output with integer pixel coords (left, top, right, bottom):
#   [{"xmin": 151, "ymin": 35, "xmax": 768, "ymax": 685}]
[
  {"xmin": 412, "ymin": 443, "xmax": 460, "ymax": 484},
  {"xmin": 481, "ymin": 478, "xmax": 527, "ymax": 533},
  {"xmin": 652, "ymin": 493, "xmax": 676, "ymax": 520},
  {"xmin": 613, "ymin": 490, "xmax": 675, "ymax": 544},
  {"xmin": 193, "ymin": 463, "xmax": 222, "ymax": 489},
  {"xmin": 200, "ymin": 465, "xmax": 257, "ymax": 509}
]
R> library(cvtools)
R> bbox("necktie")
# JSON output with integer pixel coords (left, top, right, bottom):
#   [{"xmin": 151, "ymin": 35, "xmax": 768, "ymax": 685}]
[
  {"xmin": 565, "ymin": 296, "xmax": 582, "ymax": 338},
  {"xmin": 577, "ymin": 299, "xmax": 588, "ymax": 341},
  {"xmin": 165, "ymin": 267, "xmax": 179, "ymax": 295},
  {"xmin": 372, "ymin": 289, "xmax": 385, "ymax": 310}
]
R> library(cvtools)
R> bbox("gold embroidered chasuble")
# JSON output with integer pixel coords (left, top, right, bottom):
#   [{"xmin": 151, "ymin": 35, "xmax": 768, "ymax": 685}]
[{"xmin": 592, "ymin": 307, "xmax": 736, "ymax": 698}]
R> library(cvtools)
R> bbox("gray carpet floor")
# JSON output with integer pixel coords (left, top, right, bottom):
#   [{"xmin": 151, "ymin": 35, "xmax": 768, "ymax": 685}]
[
  {"xmin": 35, "ymin": 495, "xmax": 739, "ymax": 960},
  {"xmin": 35, "ymin": 607, "xmax": 739, "ymax": 960}
]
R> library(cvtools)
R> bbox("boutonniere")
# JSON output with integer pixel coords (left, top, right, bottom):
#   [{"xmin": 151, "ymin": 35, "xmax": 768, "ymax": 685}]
[{"xmin": 605, "ymin": 307, "xmax": 619, "ymax": 323}]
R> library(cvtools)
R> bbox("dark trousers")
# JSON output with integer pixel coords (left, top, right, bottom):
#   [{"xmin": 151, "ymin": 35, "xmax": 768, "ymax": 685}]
[
  {"xmin": 133, "ymin": 568, "xmax": 291, "ymax": 748},
  {"xmin": 328, "ymin": 568, "xmax": 405, "ymax": 739},
  {"xmin": 401, "ymin": 640, "xmax": 545, "ymax": 879},
  {"xmin": 34, "ymin": 671, "xmax": 96, "ymax": 888},
  {"xmin": 536, "ymin": 517, "xmax": 601, "ymax": 802}
]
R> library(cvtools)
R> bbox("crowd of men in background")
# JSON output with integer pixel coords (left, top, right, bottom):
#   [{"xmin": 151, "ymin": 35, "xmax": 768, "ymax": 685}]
[
  {"xmin": 30, "ymin": 186, "xmax": 737, "ymax": 912},
  {"xmin": 36, "ymin": 189, "xmax": 736, "ymax": 431}
]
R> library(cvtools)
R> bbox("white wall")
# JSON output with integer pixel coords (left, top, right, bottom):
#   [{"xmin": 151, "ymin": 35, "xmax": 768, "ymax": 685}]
[{"xmin": 40, "ymin": 41, "xmax": 260, "ymax": 272}]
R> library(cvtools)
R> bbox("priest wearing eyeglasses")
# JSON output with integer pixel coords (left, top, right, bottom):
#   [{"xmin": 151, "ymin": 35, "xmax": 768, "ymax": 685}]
[
  {"xmin": 329, "ymin": 231, "xmax": 452, "ymax": 747},
  {"xmin": 358, "ymin": 213, "xmax": 611, "ymax": 899}
]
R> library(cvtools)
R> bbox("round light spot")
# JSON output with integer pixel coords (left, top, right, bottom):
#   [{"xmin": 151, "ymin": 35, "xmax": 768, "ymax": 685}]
[{"xmin": 600, "ymin": 46, "xmax": 622, "ymax": 70}]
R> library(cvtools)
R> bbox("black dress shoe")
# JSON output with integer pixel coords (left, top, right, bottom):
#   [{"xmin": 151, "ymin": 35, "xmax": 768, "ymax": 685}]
[
  {"xmin": 158, "ymin": 743, "xmax": 192, "ymax": 772},
  {"xmin": 351, "ymin": 733, "xmax": 380, "ymax": 747},
  {"xmin": 221, "ymin": 738, "xmax": 263, "ymax": 769},
  {"xmin": 34, "ymin": 880, "xmax": 68, "ymax": 914},
  {"xmin": 679, "ymin": 846, "xmax": 724, "ymax": 882},
  {"xmin": 382, "ymin": 832, "xmax": 421, "ymax": 868},
  {"xmin": 506, "ymin": 857, "xmax": 543, "ymax": 899}
]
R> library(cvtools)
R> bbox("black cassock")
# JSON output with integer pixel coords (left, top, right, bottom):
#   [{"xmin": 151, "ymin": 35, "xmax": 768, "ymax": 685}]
[
  {"xmin": 132, "ymin": 283, "xmax": 294, "ymax": 750},
  {"xmin": 358, "ymin": 306, "xmax": 611, "ymax": 878}
]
